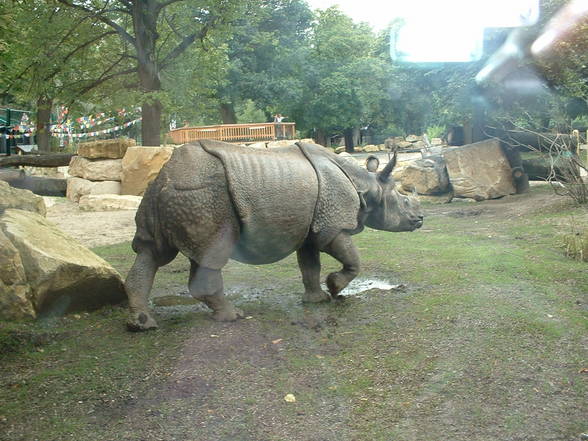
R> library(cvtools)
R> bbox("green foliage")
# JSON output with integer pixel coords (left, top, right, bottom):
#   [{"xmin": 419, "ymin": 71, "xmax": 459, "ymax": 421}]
[
  {"xmin": 426, "ymin": 124, "xmax": 446, "ymax": 139},
  {"xmin": 234, "ymin": 99, "xmax": 266, "ymax": 123},
  {"xmin": 571, "ymin": 114, "xmax": 588, "ymax": 130}
]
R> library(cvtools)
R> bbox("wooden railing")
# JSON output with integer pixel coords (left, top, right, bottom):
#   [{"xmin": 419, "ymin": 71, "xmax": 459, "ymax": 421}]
[{"xmin": 168, "ymin": 122, "xmax": 296, "ymax": 144}]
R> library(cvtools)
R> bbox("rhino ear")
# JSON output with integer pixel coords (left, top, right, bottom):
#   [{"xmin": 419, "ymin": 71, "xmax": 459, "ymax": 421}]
[
  {"xmin": 365, "ymin": 155, "xmax": 379, "ymax": 172},
  {"xmin": 377, "ymin": 150, "xmax": 397, "ymax": 183}
]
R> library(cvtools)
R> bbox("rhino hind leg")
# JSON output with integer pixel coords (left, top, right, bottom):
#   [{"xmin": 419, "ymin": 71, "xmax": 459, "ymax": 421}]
[
  {"xmin": 322, "ymin": 233, "xmax": 360, "ymax": 299},
  {"xmin": 125, "ymin": 250, "xmax": 161, "ymax": 331},
  {"xmin": 297, "ymin": 241, "xmax": 331, "ymax": 303},
  {"xmin": 189, "ymin": 260, "xmax": 243, "ymax": 322}
]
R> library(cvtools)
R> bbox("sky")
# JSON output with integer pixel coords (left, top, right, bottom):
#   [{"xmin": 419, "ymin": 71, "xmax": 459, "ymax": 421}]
[
  {"xmin": 305, "ymin": 0, "xmax": 540, "ymax": 31},
  {"xmin": 304, "ymin": 0, "xmax": 540, "ymax": 62},
  {"xmin": 305, "ymin": 0, "xmax": 405, "ymax": 30}
]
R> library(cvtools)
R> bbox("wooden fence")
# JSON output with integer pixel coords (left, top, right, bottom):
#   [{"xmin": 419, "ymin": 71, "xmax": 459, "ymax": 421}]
[{"xmin": 168, "ymin": 122, "xmax": 296, "ymax": 144}]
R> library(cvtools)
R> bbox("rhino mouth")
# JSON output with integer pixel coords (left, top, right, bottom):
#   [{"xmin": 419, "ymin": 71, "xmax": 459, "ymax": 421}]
[{"xmin": 411, "ymin": 217, "xmax": 424, "ymax": 229}]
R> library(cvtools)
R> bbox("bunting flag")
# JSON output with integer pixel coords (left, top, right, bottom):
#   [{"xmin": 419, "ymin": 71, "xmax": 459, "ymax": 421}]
[
  {"xmin": 53, "ymin": 117, "xmax": 142, "ymax": 139},
  {"xmin": 2, "ymin": 117, "xmax": 141, "ymax": 140},
  {"xmin": 8, "ymin": 107, "xmax": 142, "ymax": 138}
]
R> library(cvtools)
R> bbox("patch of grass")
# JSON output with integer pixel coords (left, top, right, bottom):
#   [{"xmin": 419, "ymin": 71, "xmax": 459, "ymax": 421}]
[{"xmin": 2, "ymin": 187, "xmax": 587, "ymax": 441}]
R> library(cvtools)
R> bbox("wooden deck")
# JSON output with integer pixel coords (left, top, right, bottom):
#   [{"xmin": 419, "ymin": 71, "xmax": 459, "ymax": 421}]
[{"xmin": 168, "ymin": 122, "xmax": 296, "ymax": 144}]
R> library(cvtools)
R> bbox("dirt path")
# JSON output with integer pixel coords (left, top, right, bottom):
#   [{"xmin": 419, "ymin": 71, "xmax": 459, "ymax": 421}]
[{"xmin": 46, "ymin": 198, "xmax": 137, "ymax": 248}]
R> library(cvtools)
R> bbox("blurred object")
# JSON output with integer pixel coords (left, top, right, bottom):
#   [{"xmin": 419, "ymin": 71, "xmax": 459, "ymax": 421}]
[
  {"xmin": 390, "ymin": 0, "xmax": 539, "ymax": 62},
  {"xmin": 477, "ymin": 0, "xmax": 588, "ymax": 87},
  {"xmin": 531, "ymin": 0, "xmax": 588, "ymax": 58}
]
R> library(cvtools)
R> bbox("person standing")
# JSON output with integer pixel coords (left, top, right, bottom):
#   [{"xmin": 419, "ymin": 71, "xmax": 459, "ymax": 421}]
[{"xmin": 273, "ymin": 113, "xmax": 286, "ymax": 139}]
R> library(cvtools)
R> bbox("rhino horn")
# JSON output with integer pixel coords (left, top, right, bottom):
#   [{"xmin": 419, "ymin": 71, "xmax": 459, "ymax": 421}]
[{"xmin": 377, "ymin": 150, "xmax": 397, "ymax": 183}]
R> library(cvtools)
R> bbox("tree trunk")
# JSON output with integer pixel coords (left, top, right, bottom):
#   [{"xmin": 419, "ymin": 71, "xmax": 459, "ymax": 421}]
[
  {"xmin": 314, "ymin": 129, "xmax": 327, "ymax": 147},
  {"xmin": 485, "ymin": 127, "xmax": 579, "ymax": 151},
  {"xmin": 220, "ymin": 103, "xmax": 237, "ymax": 124},
  {"xmin": 133, "ymin": 2, "xmax": 161, "ymax": 146},
  {"xmin": 352, "ymin": 127, "xmax": 360, "ymax": 146},
  {"xmin": 0, "ymin": 153, "xmax": 74, "ymax": 167},
  {"xmin": 141, "ymin": 96, "xmax": 162, "ymax": 146},
  {"xmin": 36, "ymin": 96, "xmax": 53, "ymax": 153},
  {"xmin": 344, "ymin": 128, "xmax": 355, "ymax": 153}
]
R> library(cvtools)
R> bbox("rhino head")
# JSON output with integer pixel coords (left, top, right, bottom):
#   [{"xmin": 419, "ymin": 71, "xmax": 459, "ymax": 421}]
[{"xmin": 363, "ymin": 153, "xmax": 423, "ymax": 232}]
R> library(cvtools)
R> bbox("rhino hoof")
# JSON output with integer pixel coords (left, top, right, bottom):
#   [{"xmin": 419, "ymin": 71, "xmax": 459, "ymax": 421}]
[
  {"xmin": 212, "ymin": 308, "xmax": 244, "ymax": 322},
  {"xmin": 326, "ymin": 273, "xmax": 346, "ymax": 297},
  {"xmin": 302, "ymin": 290, "xmax": 331, "ymax": 303},
  {"xmin": 127, "ymin": 312, "xmax": 159, "ymax": 332}
]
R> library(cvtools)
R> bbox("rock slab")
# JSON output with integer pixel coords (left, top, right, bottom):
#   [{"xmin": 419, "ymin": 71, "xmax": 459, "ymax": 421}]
[
  {"xmin": 68, "ymin": 156, "xmax": 123, "ymax": 181},
  {"xmin": 66, "ymin": 177, "xmax": 121, "ymax": 203},
  {"xmin": 0, "ymin": 208, "xmax": 126, "ymax": 320},
  {"xmin": 443, "ymin": 139, "xmax": 516, "ymax": 201},
  {"xmin": 0, "ymin": 228, "xmax": 35, "ymax": 319},
  {"xmin": 79, "ymin": 194, "xmax": 142, "ymax": 211},
  {"xmin": 400, "ymin": 156, "xmax": 449, "ymax": 195},
  {"xmin": 121, "ymin": 146, "xmax": 174, "ymax": 196},
  {"xmin": 77, "ymin": 138, "xmax": 136, "ymax": 159},
  {"xmin": 0, "ymin": 180, "xmax": 46, "ymax": 216}
]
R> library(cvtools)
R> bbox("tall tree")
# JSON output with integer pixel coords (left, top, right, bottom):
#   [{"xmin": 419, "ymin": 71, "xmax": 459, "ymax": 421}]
[
  {"xmin": 56, "ymin": 0, "xmax": 239, "ymax": 145},
  {"xmin": 214, "ymin": 0, "xmax": 313, "ymax": 124},
  {"xmin": 1, "ymin": 0, "xmax": 123, "ymax": 151},
  {"xmin": 296, "ymin": 7, "xmax": 392, "ymax": 150}
]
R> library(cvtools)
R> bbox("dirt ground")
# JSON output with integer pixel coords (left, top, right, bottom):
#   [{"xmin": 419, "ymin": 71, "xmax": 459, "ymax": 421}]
[
  {"xmin": 45, "ymin": 182, "xmax": 573, "ymax": 248},
  {"xmin": 46, "ymin": 198, "xmax": 138, "ymax": 247},
  {"xmin": 3, "ymin": 185, "xmax": 587, "ymax": 441}
]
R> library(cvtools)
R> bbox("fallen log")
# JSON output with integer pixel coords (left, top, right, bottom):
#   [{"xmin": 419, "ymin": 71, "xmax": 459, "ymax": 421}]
[
  {"xmin": 0, "ymin": 169, "xmax": 67, "ymax": 196},
  {"xmin": 484, "ymin": 128, "xmax": 579, "ymax": 151},
  {"xmin": 0, "ymin": 153, "xmax": 75, "ymax": 167}
]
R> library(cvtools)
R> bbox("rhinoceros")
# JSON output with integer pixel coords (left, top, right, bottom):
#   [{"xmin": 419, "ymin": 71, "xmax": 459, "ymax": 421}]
[{"xmin": 125, "ymin": 140, "xmax": 423, "ymax": 331}]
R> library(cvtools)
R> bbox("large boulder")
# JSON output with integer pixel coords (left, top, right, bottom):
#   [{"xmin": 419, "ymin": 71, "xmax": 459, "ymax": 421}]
[
  {"xmin": 0, "ymin": 180, "xmax": 46, "ymax": 216},
  {"xmin": 79, "ymin": 194, "xmax": 142, "ymax": 211},
  {"xmin": 77, "ymin": 138, "xmax": 136, "ymax": 159},
  {"xmin": 0, "ymin": 229, "xmax": 35, "ymax": 320},
  {"xmin": 68, "ymin": 156, "xmax": 122, "ymax": 181},
  {"xmin": 66, "ymin": 177, "xmax": 121, "ymax": 203},
  {"xmin": 121, "ymin": 146, "xmax": 174, "ymax": 196},
  {"xmin": 0, "ymin": 209, "xmax": 126, "ymax": 319},
  {"xmin": 443, "ymin": 139, "xmax": 516, "ymax": 201},
  {"xmin": 363, "ymin": 145, "xmax": 380, "ymax": 153},
  {"xmin": 400, "ymin": 156, "xmax": 450, "ymax": 195}
]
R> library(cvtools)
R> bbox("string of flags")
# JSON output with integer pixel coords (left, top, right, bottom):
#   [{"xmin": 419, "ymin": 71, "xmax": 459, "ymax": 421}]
[
  {"xmin": 55, "ymin": 118, "xmax": 142, "ymax": 139},
  {"xmin": 5, "ymin": 107, "xmax": 142, "ymax": 140},
  {"xmin": 2, "ymin": 117, "xmax": 142, "ymax": 140}
]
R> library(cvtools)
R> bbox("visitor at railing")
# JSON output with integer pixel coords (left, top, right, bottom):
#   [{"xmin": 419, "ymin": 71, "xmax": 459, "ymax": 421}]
[{"xmin": 273, "ymin": 113, "xmax": 287, "ymax": 139}]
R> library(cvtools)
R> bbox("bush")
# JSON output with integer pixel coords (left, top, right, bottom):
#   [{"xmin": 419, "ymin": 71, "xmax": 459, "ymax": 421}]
[
  {"xmin": 426, "ymin": 124, "xmax": 446, "ymax": 139},
  {"xmin": 563, "ymin": 226, "xmax": 588, "ymax": 262}
]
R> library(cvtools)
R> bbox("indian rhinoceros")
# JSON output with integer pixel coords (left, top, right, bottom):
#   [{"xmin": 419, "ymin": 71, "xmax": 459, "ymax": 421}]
[{"xmin": 125, "ymin": 140, "xmax": 423, "ymax": 331}]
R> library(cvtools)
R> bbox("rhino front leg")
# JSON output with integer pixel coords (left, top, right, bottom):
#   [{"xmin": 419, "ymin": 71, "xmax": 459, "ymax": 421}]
[
  {"xmin": 189, "ymin": 261, "xmax": 243, "ymax": 322},
  {"xmin": 297, "ymin": 241, "xmax": 331, "ymax": 303},
  {"xmin": 322, "ymin": 233, "xmax": 360, "ymax": 299},
  {"xmin": 125, "ymin": 250, "xmax": 159, "ymax": 331}
]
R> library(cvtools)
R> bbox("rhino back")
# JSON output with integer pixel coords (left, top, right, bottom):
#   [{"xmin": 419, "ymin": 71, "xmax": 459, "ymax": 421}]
[
  {"xmin": 134, "ymin": 143, "xmax": 239, "ymax": 269},
  {"xmin": 200, "ymin": 140, "xmax": 318, "ymax": 264}
]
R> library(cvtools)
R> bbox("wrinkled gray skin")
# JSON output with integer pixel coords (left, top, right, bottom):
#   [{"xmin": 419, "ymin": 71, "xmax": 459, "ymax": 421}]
[{"xmin": 125, "ymin": 140, "xmax": 423, "ymax": 331}]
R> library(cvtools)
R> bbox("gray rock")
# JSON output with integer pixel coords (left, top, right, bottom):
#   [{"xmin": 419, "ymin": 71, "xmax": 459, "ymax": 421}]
[
  {"xmin": 0, "ymin": 180, "xmax": 46, "ymax": 216},
  {"xmin": 0, "ymin": 208, "xmax": 126, "ymax": 319},
  {"xmin": 400, "ymin": 156, "xmax": 449, "ymax": 195},
  {"xmin": 443, "ymin": 139, "xmax": 516, "ymax": 201},
  {"xmin": 68, "ymin": 156, "xmax": 122, "ymax": 181}
]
